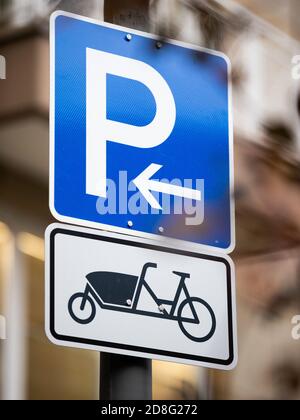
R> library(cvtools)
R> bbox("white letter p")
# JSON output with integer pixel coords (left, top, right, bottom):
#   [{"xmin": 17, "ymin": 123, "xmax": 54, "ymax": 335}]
[{"xmin": 86, "ymin": 48, "xmax": 176, "ymax": 197}]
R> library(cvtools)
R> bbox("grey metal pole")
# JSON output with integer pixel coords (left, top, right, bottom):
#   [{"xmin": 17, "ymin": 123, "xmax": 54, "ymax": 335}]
[
  {"xmin": 104, "ymin": 0, "xmax": 150, "ymax": 31},
  {"xmin": 99, "ymin": 0, "xmax": 152, "ymax": 401},
  {"xmin": 100, "ymin": 353, "xmax": 152, "ymax": 400}
]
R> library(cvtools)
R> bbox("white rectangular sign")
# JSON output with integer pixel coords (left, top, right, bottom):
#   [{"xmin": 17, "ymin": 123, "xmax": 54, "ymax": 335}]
[{"xmin": 45, "ymin": 224, "xmax": 237, "ymax": 370}]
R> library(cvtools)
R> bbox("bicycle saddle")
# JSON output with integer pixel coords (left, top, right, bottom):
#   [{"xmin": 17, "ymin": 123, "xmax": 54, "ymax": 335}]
[{"xmin": 172, "ymin": 271, "xmax": 190, "ymax": 279}]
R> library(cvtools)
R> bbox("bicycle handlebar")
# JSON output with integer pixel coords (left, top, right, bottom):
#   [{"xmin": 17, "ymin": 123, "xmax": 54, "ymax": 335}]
[{"xmin": 140, "ymin": 262, "xmax": 157, "ymax": 282}]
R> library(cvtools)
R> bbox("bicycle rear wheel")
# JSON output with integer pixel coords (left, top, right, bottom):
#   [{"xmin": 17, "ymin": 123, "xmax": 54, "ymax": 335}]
[{"xmin": 178, "ymin": 297, "xmax": 216, "ymax": 342}]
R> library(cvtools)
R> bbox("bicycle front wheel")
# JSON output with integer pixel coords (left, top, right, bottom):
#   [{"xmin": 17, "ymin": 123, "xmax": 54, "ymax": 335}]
[
  {"xmin": 68, "ymin": 292, "xmax": 96, "ymax": 325},
  {"xmin": 177, "ymin": 297, "xmax": 216, "ymax": 342}
]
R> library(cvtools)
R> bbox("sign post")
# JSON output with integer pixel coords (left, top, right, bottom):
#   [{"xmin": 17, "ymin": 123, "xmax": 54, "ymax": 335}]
[
  {"xmin": 100, "ymin": 353, "xmax": 152, "ymax": 400},
  {"xmin": 101, "ymin": 1, "xmax": 152, "ymax": 400}
]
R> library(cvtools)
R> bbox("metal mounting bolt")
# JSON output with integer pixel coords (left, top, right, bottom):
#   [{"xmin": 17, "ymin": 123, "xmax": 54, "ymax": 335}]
[
  {"xmin": 125, "ymin": 34, "xmax": 132, "ymax": 41},
  {"xmin": 127, "ymin": 300, "xmax": 132, "ymax": 306},
  {"xmin": 128, "ymin": 221, "xmax": 133, "ymax": 228},
  {"xmin": 156, "ymin": 41, "xmax": 163, "ymax": 49},
  {"xmin": 158, "ymin": 305, "xmax": 165, "ymax": 312},
  {"xmin": 159, "ymin": 227, "xmax": 164, "ymax": 233}
]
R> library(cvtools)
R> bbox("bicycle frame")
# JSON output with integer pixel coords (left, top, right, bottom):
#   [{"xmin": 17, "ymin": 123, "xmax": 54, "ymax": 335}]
[{"xmin": 83, "ymin": 263, "xmax": 200, "ymax": 325}]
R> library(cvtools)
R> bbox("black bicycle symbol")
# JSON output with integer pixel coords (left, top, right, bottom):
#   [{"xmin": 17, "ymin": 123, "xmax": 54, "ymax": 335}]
[{"xmin": 68, "ymin": 263, "xmax": 216, "ymax": 343}]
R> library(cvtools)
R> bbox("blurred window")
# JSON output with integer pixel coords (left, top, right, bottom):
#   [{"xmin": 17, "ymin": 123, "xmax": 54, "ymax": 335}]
[
  {"xmin": 20, "ymin": 232, "xmax": 99, "ymax": 400},
  {"xmin": 0, "ymin": 0, "xmax": 102, "ymax": 30}
]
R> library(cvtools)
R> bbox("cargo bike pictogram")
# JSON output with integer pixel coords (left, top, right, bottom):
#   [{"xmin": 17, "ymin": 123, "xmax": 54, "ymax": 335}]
[{"xmin": 68, "ymin": 263, "xmax": 216, "ymax": 342}]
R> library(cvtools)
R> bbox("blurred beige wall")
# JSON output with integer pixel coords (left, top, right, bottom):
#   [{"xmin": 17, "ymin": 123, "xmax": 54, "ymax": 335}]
[{"xmin": 236, "ymin": 0, "xmax": 300, "ymax": 40}]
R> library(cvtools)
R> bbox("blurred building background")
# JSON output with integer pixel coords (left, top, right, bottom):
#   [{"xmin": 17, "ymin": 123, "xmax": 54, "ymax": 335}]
[{"xmin": 0, "ymin": 0, "xmax": 300, "ymax": 400}]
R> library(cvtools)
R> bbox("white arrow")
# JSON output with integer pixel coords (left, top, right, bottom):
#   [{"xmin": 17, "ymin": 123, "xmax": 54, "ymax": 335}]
[{"xmin": 133, "ymin": 164, "xmax": 202, "ymax": 210}]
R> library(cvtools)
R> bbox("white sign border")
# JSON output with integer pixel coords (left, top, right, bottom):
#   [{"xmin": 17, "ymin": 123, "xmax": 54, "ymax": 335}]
[
  {"xmin": 49, "ymin": 10, "xmax": 236, "ymax": 255},
  {"xmin": 45, "ymin": 223, "xmax": 238, "ymax": 370}
]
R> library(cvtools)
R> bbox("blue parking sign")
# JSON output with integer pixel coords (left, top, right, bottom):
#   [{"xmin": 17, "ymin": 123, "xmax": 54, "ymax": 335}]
[{"xmin": 50, "ymin": 11, "xmax": 235, "ymax": 253}]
